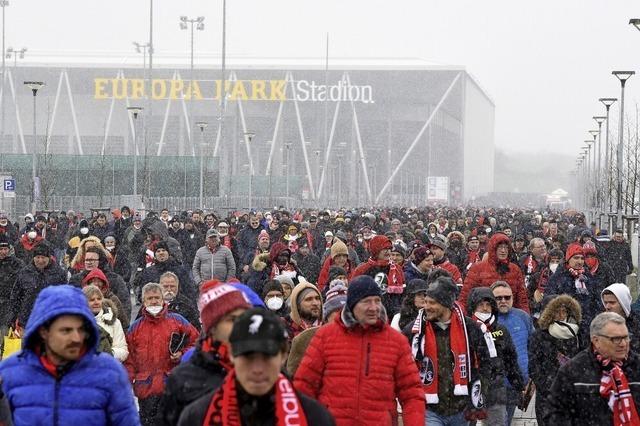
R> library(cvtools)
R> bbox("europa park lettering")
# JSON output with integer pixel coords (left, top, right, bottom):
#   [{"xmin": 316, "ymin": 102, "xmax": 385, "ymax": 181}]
[{"xmin": 93, "ymin": 78, "xmax": 374, "ymax": 103}]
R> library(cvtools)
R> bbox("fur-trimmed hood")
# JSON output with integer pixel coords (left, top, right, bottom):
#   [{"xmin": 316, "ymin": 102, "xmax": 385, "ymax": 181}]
[
  {"xmin": 538, "ymin": 294, "xmax": 582, "ymax": 330},
  {"xmin": 251, "ymin": 252, "xmax": 271, "ymax": 272},
  {"xmin": 447, "ymin": 230, "xmax": 466, "ymax": 245},
  {"xmin": 97, "ymin": 298, "xmax": 119, "ymax": 326}
]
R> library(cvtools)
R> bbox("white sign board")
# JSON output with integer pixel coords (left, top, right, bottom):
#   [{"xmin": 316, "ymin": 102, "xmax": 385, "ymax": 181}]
[{"xmin": 427, "ymin": 176, "xmax": 449, "ymax": 203}]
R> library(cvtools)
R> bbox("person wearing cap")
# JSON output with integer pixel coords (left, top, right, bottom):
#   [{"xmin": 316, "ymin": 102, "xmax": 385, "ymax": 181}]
[
  {"xmin": 134, "ymin": 240, "xmax": 196, "ymax": 302},
  {"xmin": 465, "ymin": 234, "xmax": 483, "ymax": 273},
  {"xmin": 390, "ymin": 278, "xmax": 429, "ymax": 332},
  {"xmin": 287, "ymin": 282, "xmax": 347, "ymax": 377},
  {"xmin": 0, "ymin": 211, "xmax": 18, "ymax": 244},
  {"xmin": 284, "ymin": 280, "xmax": 323, "ymax": 339},
  {"xmin": 295, "ymin": 275, "xmax": 424, "ymax": 425},
  {"xmin": 0, "ymin": 285, "xmax": 140, "ymax": 425},
  {"xmin": 192, "ymin": 228, "xmax": 236, "ymax": 287},
  {"xmin": 262, "ymin": 279, "xmax": 289, "ymax": 318},
  {"xmin": 446, "ymin": 231, "xmax": 467, "ymax": 274},
  {"xmin": 9, "ymin": 242, "xmax": 67, "ymax": 330},
  {"xmin": 292, "ymin": 237, "xmax": 321, "ymax": 285},
  {"xmin": 601, "ymin": 283, "xmax": 640, "ymax": 354},
  {"xmin": 428, "ymin": 238, "xmax": 463, "ymax": 287},
  {"xmin": 178, "ymin": 308, "xmax": 334, "ymax": 425},
  {"xmin": 352, "ymin": 235, "xmax": 405, "ymax": 316},
  {"xmin": 390, "ymin": 241, "xmax": 407, "ymax": 268},
  {"xmin": 239, "ymin": 228, "xmax": 270, "ymax": 279},
  {"xmin": 409, "ymin": 276, "xmax": 491, "ymax": 424},
  {"xmin": 274, "ymin": 275, "xmax": 294, "ymax": 302},
  {"xmin": 403, "ymin": 246, "xmax": 434, "ymax": 283},
  {"xmin": 125, "ymin": 282, "xmax": 199, "ymax": 425},
  {"xmin": 461, "ymin": 232, "xmax": 530, "ymax": 314},
  {"xmin": 466, "ymin": 287, "xmax": 525, "ymax": 425},
  {"xmin": 216, "ymin": 221, "xmax": 241, "ymax": 275},
  {"xmin": 0, "ymin": 234, "xmax": 23, "ymax": 352},
  {"xmin": 157, "ymin": 280, "xmax": 251, "ymax": 426},
  {"xmin": 317, "ymin": 237, "xmax": 354, "ymax": 292},
  {"xmin": 582, "ymin": 240, "xmax": 615, "ymax": 289},
  {"xmin": 546, "ymin": 243, "xmax": 601, "ymax": 347}
]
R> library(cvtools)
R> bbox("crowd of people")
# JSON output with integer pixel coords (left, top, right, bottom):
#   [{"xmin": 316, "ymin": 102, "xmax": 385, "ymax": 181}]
[{"xmin": 0, "ymin": 205, "xmax": 637, "ymax": 425}]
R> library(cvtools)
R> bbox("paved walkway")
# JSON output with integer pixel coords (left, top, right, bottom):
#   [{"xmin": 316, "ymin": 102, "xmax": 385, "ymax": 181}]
[{"xmin": 512, "ymin": 394, "xmax": 537, "ymax": 426}]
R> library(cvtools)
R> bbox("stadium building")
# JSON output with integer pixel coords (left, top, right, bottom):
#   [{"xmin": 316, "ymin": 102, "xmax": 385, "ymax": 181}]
[{"xmin": 0, "ymin": 58, "xmax": 494, "ymax": 212}]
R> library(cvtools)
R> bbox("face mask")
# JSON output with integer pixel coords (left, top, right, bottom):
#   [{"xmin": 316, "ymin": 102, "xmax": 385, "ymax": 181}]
[
  {"xmin": 106, "ymin": 246, "xmax": 115, "ymax": 252},
  {"xmin": 80, "ymin": 227, "xmax": 89, "ymax": 235},
  {"xmin": 549, "ymin": 263, "xmax": 559, "ymax": 273},
  {"xmin": 0, "ymin": 220, "xmax": 6, "ymax": 226},
  {"xmin": 27, "ymin": 231, "xmax": 37, "ymax": 240},
  {"xmin": 266, "ymin": 297, "xmax": 284, "ymax": 311},
  {"xmin": 475, "ymin": 311, "xmax": 492, "ymax": 322},
  {"xmin": 145, "ymin": 305, "xmax": 163, "ymax": 316}
]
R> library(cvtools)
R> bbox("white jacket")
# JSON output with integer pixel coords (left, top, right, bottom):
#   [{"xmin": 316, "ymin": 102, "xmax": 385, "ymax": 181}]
[{"xmin": 95, "ymin": 306, "xmax": 129, "ymax": 362}]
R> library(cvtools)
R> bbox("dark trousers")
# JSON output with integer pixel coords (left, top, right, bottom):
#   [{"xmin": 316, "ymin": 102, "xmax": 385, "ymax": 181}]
[{"xmin": 139, "ymin": 395, "xmax": 162, "ymax": 426}]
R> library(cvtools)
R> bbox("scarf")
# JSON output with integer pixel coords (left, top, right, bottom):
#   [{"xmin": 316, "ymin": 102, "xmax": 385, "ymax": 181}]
[
  {"xmin": 568, "ymin": 267, "xmax": 588, "ymax": 294},
  {"xmin": 586, "ymin": 257, "xmax": 599, "ymax": 274},
  {"xmin": 201, "ymin": 337, "xmax": 233, "ymax": 371},
  {"xmin": 270, "ymin": 263, "xmax": 296, "ymax": 280},
  {"xmin": 548, "ymin": 320, "xmax": 579, "ymax": 340},
  {"xmin": 362, "ymin": 258, "xmax": 405, "ymax": 293},
  {"xmin": 411, "ymin": 304, "xmax": 470, "ymax": 403},
  {"xmin": 222, "ymin": 236, "xmax": 232, "ymax": 249},
  {"xmin": 596, "ymin": 351, "xmax": 640, "ymax": 426},
  {"xmin": 466, "ymin": 250, "xmax": 480, "ymax": 271},
  {"xmin": 471, "ymin": 314, "xmax": 498, "ymax": 358},
  {"xmin": 203, "ymin": 370, "xmax": 308, "ymax": 426}
]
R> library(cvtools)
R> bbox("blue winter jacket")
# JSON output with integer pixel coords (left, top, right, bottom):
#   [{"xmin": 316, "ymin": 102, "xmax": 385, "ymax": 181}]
[
  {"xmin": 0, "ymin": 284, "xmax": 140, "ymax": 426},
  {"xmin": 497, "ymin": 307, "xmax": 533, "ymax": 382}
]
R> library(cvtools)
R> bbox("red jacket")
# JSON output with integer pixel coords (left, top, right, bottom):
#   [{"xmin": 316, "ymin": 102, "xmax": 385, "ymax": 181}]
[
  {"xmin": 294, "ymin": 310, "xmax": 425, "ymax": 426},
  {"xmin": 124, "ymin": 305, "xmax": 199, "ymax": 399},
  {"xmin": 460, "ymin": 233, "xmax": 529, "ymax": 313}
]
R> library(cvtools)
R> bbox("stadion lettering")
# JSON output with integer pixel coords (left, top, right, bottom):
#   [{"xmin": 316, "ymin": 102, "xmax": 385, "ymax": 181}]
[{"xmin": 93, "ymin": 78, "xmax": 374, "ymax": 104}]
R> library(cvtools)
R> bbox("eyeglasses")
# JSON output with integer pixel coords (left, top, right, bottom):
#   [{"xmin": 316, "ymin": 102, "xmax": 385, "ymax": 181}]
[
  {"xmin": 494, "ymin": 295, "xmax": 512, "ymax": 301},
  {"xmin": 597, "ymin": 334, "xmax": 630, "ymax": 345}
]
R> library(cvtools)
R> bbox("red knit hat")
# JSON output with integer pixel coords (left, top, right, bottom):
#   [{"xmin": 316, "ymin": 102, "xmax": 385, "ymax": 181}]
[
  {"xmin": 565, "ymin": 243, "xmax": 584, "ymax": 261},
  {"xmin": 198, "ymin": 280, "xmax": 251, "ymax": 332},
  {"xmin": 582, "ymin": 241, "xmax": 597, "ymax": 255},
  {"xmin": 369, "ymin": 235, "xmax": 392, "ymax": 259}
]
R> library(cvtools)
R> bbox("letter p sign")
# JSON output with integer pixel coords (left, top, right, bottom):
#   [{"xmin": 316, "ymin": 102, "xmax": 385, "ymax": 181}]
[{"xmin": 3, "ymin": 179, "xmax": 15, "ymax": 191}]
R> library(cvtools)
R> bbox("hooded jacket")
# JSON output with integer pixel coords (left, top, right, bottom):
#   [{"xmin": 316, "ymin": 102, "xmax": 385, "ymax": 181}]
[
  {"xmin": 95, "ymin": 299, "xmax": 129, "ymax": 362},
  {"xmin": 466, "ymin": 288, "xmax": 525, "ymax": 406},
  {"xmin": 0, "ymin": 285, "xmax": 140, "ymax": 426},
  {"xmin": 247, "ymin": 243, "xmax": 301, "ymax": 296},
  {"xmin": 601, "ymin": 283, "xmax": 640, "ymax": 354},
  {"xmin": 460, "ymin": 233, "xmax": 529, "ymax": 313},
  {"xmin": 284, "ymin": 281, "xmax": 323, "ymax": 339},
  {"xmin": 294, "ymin": 305, "xmax": 425, "ymax": 426}
]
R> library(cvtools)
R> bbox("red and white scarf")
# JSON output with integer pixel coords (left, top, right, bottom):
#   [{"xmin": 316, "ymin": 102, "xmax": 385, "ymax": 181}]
[
  {"xmin": 204, "ymin": 370, "xmax": 308, "ymax": 426},
  {"xmin": 569, "ymin": 267, "xmax": 588, "ymax": 294},
  {"xmin": 411, "ymin": 303, "xmax": 471, "ymax": 403},
  {"xmin": 596, "ymin": 351, "xmax": 640, "ymax": 426}
]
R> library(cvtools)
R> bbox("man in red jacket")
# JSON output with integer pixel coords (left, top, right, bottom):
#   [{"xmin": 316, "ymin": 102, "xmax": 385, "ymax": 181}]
[
  {"xmin": 294, "ymin": 275, "xmax": 425, "ymax": 425},
  {"xmin": 125, "ymin": 282, "xmax": 199, "ymax": 426},
  {"xmin": 460, "ymin": 233, "xmax": 529, "ymax": 313}
]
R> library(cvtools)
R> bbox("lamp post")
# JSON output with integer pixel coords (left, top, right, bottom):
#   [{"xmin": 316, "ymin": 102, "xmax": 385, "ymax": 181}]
[
  {"xmin": 1, "ymin": 0, "xmax": 8, "ymax": 137},
  {"xmin": 284, "ymin": 142, "xmax": 291, "ymax": 208},
  {"xmin": 196, "ymin": 121, "xmax": 208, "ymax": 208},
  {"xmin": 127, "ymin": 107, "xmax": 143, "ymax": 202},
  {"xmin": 244, "ymin": 131, "xmax": 255, "ymax": 209},
  {"xmin": 180, "ymin": 15, "xmax": 205, "ymax": 154},
  {"xmin": 584, "ymin": 139, "xmax": 596, "ymax": 217},
  {"xmin": 593, "ymin": 117, "xmax": 606, "ymax": 225},
  {"xmin": 588, "ymin": 129, "xmax": 600, "ymax": 216},
  {"xmin": 132, "ymin": 41, "xmax": 149, "ymax": 92},
  {"xmin": 24, "ymin": 81, "xmax": 44, "ymax": 214},
  {"xmin": 612, "ymin": 71, "xmax": 635, "ymax": 231},
  {"xmin": 599, "ymin": 98, "xmax": 617, "ymax": 215},
  {"xmin": 5, "ymin": 46, "xmax": 25, "ymax": 68}
]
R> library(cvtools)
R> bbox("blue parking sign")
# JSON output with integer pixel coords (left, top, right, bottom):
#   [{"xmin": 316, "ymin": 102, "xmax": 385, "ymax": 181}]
[{"xmin": 4, "ymin": 179, "xmax": 15, "ymax": 191}]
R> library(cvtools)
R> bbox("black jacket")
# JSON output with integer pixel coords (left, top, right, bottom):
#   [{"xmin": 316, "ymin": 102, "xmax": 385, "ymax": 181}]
[
  {"xmin": 601, "ymin": 240, "xmax": 634, "ymax": 283},
  {"xmin": 168, "ymin": 295, "xmax": 200, "ymax": 330},
  {"xmin": 177, "ymin": 381, "xmax": 335, "ymax": 426},
  {"xmin": 292, "ymin": 251, "xmax": 321, "ymax": 284},
  {"xmin": 0, "ymin": 256, "xmax": 24, "ymax": 325},
  {"xmin": 134, "ymin": 258, "xmax": 196, "ymax": 302},
  {"xmin": 157, "ymin": 341, "xmax": 228, "ymax": 426},
  {"xmin": 9, "ymin": 261, "xmax": 67, "ymax": 326},
  {"xmin": 548, "ymin": 349, "xmax": 640, "ymax": 425}
]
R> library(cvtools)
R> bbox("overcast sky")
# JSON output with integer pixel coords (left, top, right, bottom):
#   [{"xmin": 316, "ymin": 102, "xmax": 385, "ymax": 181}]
[{"xmin": 5, "ymin": 0, "xmax": 640, "ymax": 158}]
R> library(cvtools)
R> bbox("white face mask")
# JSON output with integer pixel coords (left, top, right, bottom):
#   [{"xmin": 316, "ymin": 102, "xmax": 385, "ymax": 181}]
[
  {"xmin": 80, "ymin": 227, "xmax": 89, "ymax": 235},
  {"xmin": 145, "ymin": 305, "xmax": 163, "ymax": 316},
  {"xmin": 27, "ymin": 231, "xmax": 37, "ymax": 240},
  {"xmin": 106, "ymin": 246, "xmax": 115, "ymax": 252},
  {"xmin": 0, "ymin": 220, "xmax": 6, "ymax": 226},
  {"xmin": 550, "ymin": 263, "xmax": 559, "ymax": 273},
  {"xmin": 266, "ymin": 297, "xmax": 284, "ymax": 311},
  {"xmin": 475, "ymin": 311, "xmax": 492, "ymax": 322}
]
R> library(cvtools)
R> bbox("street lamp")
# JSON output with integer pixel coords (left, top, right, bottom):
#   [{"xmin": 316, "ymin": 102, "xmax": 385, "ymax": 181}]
[
  {"xmin": 244, "ymin": 131, "xmax": 255, "ymax": 209},
  {"xmin": 180, "ymin": 15, "xmax": 205, "ymax": 153},
  {"xmin": 24, "ymin": 81, "xmax": 44, "ymax": 213},
  {"xmin": 612, "ymin": 71, "xmax": 635, "ymax": 230},
  {"xmin": 593, "ymin": 116, "xmax": 606, "ymax": 223},
  {"xmin": 600, "ymin": 98, "xmax": 617, "ymax": 214},
  {"xmin": 1, "ymin": 0, "xmax": 8, "ymax": 136},
  {"xmin": 284, "ymin": 142, "xmax": 292, "ymax": 207},
  {"xmin": 127, "ymin": 106, "xmax": 143, "ymax": 202},
  {"xmin": 5, "ymin": 46, "xmax": 26, "ymax": 67},
  {"xmin": 196, "ymin": 121, "xmax": 208, "ymax": 209}
]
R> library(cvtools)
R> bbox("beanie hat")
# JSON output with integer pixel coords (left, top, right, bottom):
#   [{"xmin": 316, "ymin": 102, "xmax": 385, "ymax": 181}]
[
  {"xmin": 155, "ymin": 240, "xmax": 170, "ymax": 253},
  {"xmin": 32, "ymin": 242, "xmax": 52, "ymax": 258},
  {"xmin": 323, "ymin": 283, "xmax": 348, "ymax": 321},
  {"xmin": 258, "ymin": 230, "xmax": 270, "ymax": 243},
  {"xmin": 369, "ymin": 235, "xmax": 392, "ymax": 259},
  {"xmin": 0, "ymin": 234, "xmax": 11, "ymax": 247},
  {"xmin": 274, "ymin": 275, "xmax": 294, "ymax": 291},
  {"xmin": 413, "ymin": 246, "xmax": 432, "ymax": 265},
  {"xmin": 565, "ymin": 243, "xmax": 584, "ymax": 261},
  {"xmin": 330, "ymin": 239, "xmax": 349, "ymax": 259},
  {"xmin": 328, "ymin": 265, "xmax": 348, "ymax": 283},
  {"xmin": 261, "ymin": 280, "xmax": 284, "ymax": 300},
  {"xmin": 391, "ymin": 243, "xmax": 406, "ymax": 258},
  {"xmin": 425, "ymin": 277, "xmax": 457, "ymax": 309},
  {"xmin": 198, "ymin": 280, "xmax": 251, "ymax": 332},
  {"xmin": 347, "ymin": 275, "xmax": 382, "ymax": 312},
  {"xmin": 582, "ymin": 241, "xmax": 597, "ymax": 255}
]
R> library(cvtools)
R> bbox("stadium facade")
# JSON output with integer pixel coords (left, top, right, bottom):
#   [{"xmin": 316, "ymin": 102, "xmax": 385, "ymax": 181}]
[{"xmin": 0, "ymin": 59, "xmax": 494, "ymax": 211}]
